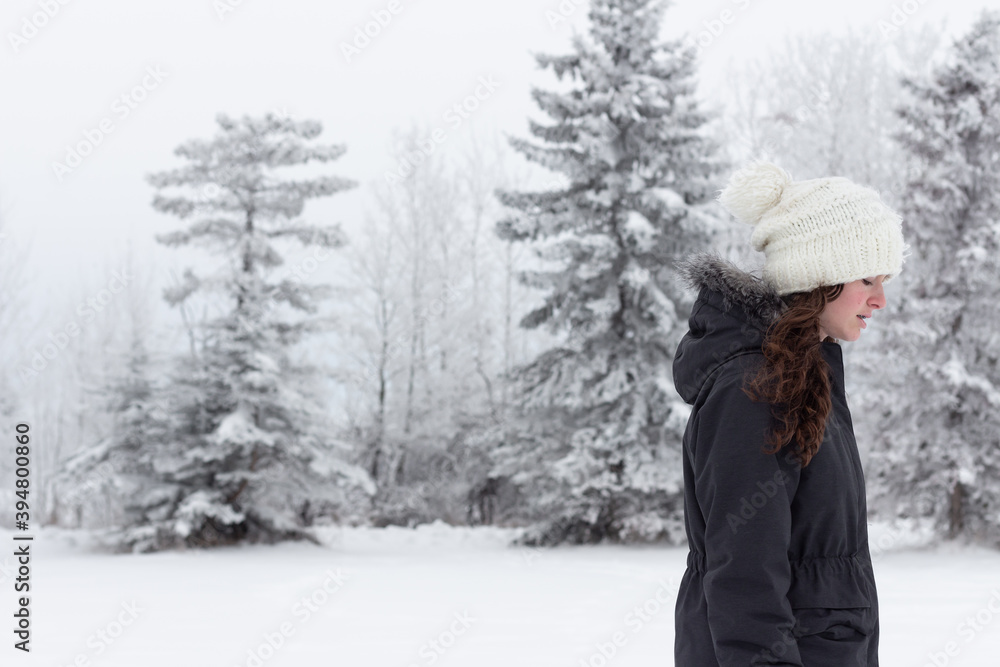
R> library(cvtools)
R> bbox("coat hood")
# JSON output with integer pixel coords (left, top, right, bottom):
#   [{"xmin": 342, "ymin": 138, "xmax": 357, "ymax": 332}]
[{"xmin": 672, "ymin": 252, "xmax": 789, "ymax": 404}]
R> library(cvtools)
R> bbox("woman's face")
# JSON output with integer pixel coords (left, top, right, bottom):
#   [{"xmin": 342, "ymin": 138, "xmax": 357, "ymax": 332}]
[{"xmin": 818, "ymin": 276, "xmax": 887, "ymax": 342}]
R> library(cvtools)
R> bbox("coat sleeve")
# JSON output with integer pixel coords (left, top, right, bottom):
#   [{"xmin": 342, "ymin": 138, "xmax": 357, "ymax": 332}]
[{"xmin": 691, "ymin": 362, "xmax": 804, "ymax": 666}]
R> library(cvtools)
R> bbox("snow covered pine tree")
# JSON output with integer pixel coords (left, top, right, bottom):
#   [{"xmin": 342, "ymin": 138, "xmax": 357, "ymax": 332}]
[
  {"xmin": 869, "ymin": 11, "xmax": 1000, "ymax": 545},
  {"xmin": 56, "ymin": 320, "xmax": 171, "ymax": 531},
  {"xmin": 492, "ymin": 0, "xmax": 724, "ymax": 545},
  {"xmin": 113, "ymin": 112, "xmax": 374, "ymax": 552}
]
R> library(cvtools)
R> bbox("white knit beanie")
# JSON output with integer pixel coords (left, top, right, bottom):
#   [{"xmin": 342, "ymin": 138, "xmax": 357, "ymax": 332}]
[{"xmin": 717, "ymin": 161, "xmax": 909, "ymax": 296}]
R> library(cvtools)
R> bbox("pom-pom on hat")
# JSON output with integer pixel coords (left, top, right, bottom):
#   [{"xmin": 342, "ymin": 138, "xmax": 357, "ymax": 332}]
[{"xmin": 717, "ymin": 160, "xmax": 909, "ymax": 296}]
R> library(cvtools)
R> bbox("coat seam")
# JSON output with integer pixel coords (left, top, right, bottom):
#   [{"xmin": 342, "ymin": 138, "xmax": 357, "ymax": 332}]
[{"xmin": 693, "ymin": 349, "xmax": 763, "ymax": 407}]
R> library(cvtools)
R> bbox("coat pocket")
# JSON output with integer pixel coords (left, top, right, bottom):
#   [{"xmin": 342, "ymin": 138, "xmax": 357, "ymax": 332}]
[{"xmin": 787, "ymin": 554, "xmax": 877, "ymax": 642}]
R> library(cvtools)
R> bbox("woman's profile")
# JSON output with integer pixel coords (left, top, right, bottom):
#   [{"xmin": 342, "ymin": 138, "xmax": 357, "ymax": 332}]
[{"xmin": 672, "ymin": 161, "xmax": 908, "ymax": 666}]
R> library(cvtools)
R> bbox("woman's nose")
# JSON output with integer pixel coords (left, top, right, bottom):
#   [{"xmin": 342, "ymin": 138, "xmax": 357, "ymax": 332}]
[{"xmin": 870, "ymin": 284, "xmax": 886, "ymax": 310}]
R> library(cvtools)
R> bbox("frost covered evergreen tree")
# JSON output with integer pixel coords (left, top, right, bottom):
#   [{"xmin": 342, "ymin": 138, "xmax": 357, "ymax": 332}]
[
  {"xmin": 868, "ymin": 12, "xmax": 1000, "ymax": 545},
  {"xmin": 56, "ymin": 324, "xmax": 171, "ymax": 531},
  {"xmin": 119, "ymin": 112, "xmax": 373, "ymax": 552},
  {"xmin": 491, "ymin": 0, "xmax": 723, "ymax": 544}
]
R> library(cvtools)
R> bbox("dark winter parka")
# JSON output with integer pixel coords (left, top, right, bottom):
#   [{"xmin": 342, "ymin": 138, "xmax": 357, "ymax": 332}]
[{"xmin": 671, "ymin": 253, "xmax": 879, "ymax": 666}]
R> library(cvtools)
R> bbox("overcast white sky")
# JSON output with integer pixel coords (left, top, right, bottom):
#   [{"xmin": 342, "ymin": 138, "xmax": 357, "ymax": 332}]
[{"xmin": 0, "ymin": 0, "xmax": 988, "ymax": 347}]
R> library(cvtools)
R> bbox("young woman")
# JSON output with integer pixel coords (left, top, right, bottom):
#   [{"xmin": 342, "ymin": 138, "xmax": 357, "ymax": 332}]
[{"xmin": 671, "ymin": 161, "xmax": 908, "ymax": 666}]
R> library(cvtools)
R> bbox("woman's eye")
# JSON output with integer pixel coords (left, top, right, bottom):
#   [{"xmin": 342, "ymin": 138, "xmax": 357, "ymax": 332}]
[{"xmin": 862, "ymin": 279, "xmax": 872, "ymax": 286}]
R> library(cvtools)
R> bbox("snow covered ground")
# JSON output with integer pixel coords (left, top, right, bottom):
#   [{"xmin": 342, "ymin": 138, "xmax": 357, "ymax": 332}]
[{"xmin": 3, "ymin": 521, "xmax": 1000, "ymax": 666}]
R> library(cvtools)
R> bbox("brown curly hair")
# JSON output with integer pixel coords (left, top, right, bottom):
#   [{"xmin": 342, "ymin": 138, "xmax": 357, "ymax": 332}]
[{"xmin": 742, "ymin": 283, "xmax": 844, "ymax": 468}]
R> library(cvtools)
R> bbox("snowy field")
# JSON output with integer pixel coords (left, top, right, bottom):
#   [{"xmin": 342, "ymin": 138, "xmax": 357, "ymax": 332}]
[{"xmin": 4, "ymin": 522, "xmax": 1000, "ymax": 666}]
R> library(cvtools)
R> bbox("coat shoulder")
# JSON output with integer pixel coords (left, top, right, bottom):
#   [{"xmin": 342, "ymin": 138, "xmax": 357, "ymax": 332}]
[{"xmin": 692, "ymin": 348, "xmax": 767, "ymax": 409}]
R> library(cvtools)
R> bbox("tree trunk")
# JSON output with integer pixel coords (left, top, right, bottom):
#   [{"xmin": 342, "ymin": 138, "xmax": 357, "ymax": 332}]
[{"xmin": 948, "ymin": 480, "xmax": 965, "ymax": 540}]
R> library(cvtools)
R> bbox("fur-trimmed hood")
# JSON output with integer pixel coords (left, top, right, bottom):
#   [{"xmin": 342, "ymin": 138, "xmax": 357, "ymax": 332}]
[
  {"xmin": 675, "ymin": 252, "xmax": 788, "ymax": 330},
  {"xmin": 671, "ymin": 252, "xmax": 789, "ymax": 404}
]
